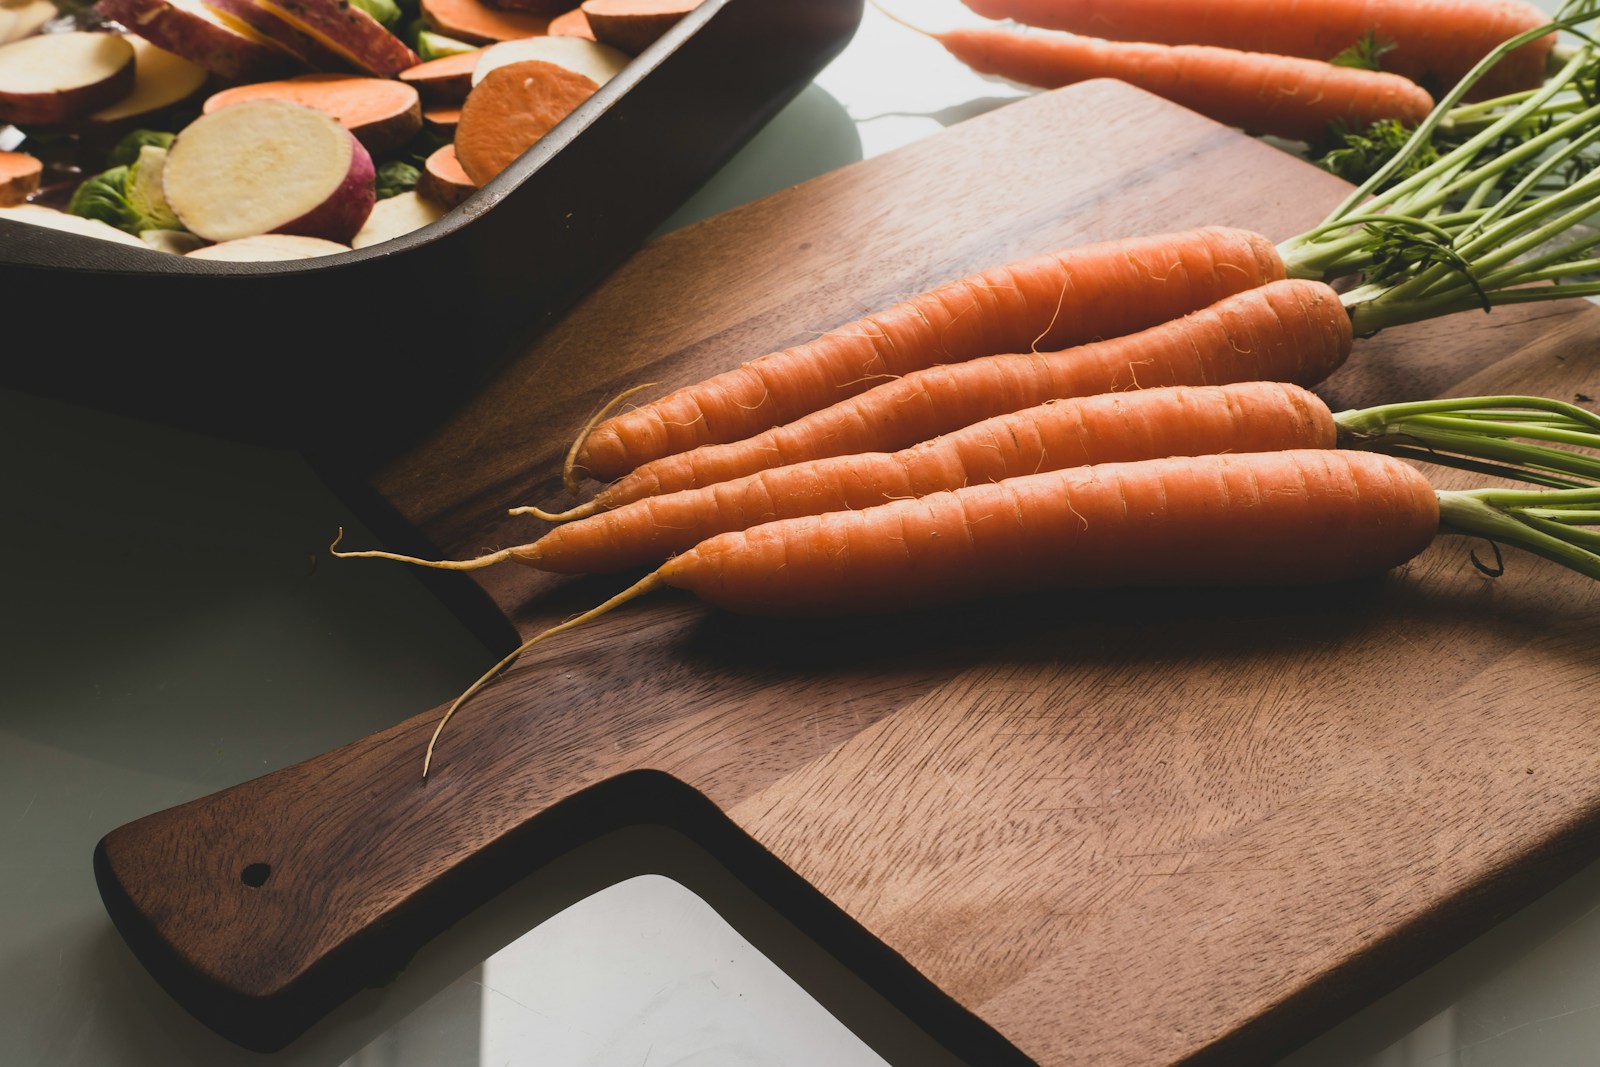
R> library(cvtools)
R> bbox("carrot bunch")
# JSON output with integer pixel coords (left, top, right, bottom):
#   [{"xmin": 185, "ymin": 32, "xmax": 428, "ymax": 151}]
[
  {"xmin": 906, "ymin": 0, "xmax": 1583, "ymax": 148},
  {"xmin": 332, "ymin": 5, "xmax": 1600, "ymax": 774}
]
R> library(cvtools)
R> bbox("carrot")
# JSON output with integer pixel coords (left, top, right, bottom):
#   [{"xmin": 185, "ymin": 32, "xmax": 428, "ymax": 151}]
[
  {"xmin": 0, "ymin": 150, "xmax": 40, "ymax": 206},
  {"xmin": 567, "ymin": 278, "xmax": 1352, "ymax": 512},
  {"xmin": 573, "ymin": 225, "xmax": 1290, "ymax": 483},
  {"xmin": 419, "ymin": 0, "xmax": 553, "ymax": 44},
  {"xmin": 339, "ymin": 386, "xmax": 1600, "ymax": 577},
  {"xmin": 339, "ymin": 381, "xmax": 1340, "ymax": 575},
  {"xmin": 203, "ymin": 74, "xmax": 424, "ymax": 156},
  {"xmin": 959, "ymin": 0, "xmax": 1557, "ymax": 100},
  {"xmin": 402, "ymin": 450, "xmax": 1600, "ymax": 775},
  {"xmin": 581, "ymin": 0, "xmax": 700, "ymax": 54},
  {"xmin": 931, "ymin": 27, "xmax": 1437, "ymax": 145},
  {"xmin": 453, "ymin": 58, "xmax": 599, "ymax": 186}
]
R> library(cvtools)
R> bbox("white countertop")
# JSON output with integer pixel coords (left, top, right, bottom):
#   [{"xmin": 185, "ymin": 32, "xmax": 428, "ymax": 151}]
[{"xmin": 5, "ymin": 2, "xmax": 1598, "ymax": 1065}]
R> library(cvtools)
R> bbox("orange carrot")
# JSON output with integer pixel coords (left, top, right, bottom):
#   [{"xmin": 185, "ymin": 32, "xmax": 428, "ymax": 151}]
[
  {"xmin": 339, "ymin": 381, "xmax": 1339, "ymax": 576},
  {"xmin": 933, "ymin": 26, "xmax": 1436, "ymax": 144},
  {"xmin": 571, "ymin": 278, "xmax": 1351, "ymax": 513},
  {"xmin": 453, "ymin": 58, "xmax": 599, "ymax": 186},
  {"xmin": 412, "ymin": 447, "xmax": 1455, "ymax": 773},
  {"xmin": 960, "ymin": 0, "xmax": 1556, "ymax": 100},
  {"xmin": 203, "ymin": 74, "xmax": 423, "ymax": 155},
  {"xmin": 574, "ymin": 226, "xmax": 1289, "ymax": 483}
]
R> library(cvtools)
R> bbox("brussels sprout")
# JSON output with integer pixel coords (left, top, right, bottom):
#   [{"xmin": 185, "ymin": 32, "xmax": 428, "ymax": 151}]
[
  {"xmin": 67, "ymin": 144, "xmax": 185, "ymax": 234},
  {"xmin": 374, "ymin": 160, "xmax": 421, "ymax": 200},
  {"xmin": 106, "ymin": 128, "xmax": 176, "ymax": 169},
  {"xmin": 67, "ymin": 166, "xmax": 138, "ymax": 232},
  {"xmin": 349, "ymin": 0, "xmax": 401, "ymax": 30},
  {"xmin": 125, "ymin": 145, "xmax": 182, "ymax": 231},
  {"xmin": 414, "ymin": 29, "xmax": 476, "ymax": 61}
]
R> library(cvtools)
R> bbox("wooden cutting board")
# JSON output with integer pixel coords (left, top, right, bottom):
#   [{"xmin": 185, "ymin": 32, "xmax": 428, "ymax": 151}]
[{"xmin": 95, "ymin": 81, "xmax": 1600, "ymax": 1066}]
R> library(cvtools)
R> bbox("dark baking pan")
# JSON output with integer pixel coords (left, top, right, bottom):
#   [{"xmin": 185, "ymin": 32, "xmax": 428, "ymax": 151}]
[{"xmin": 0, "ymin": 0, "xmax": 862, "ymax": 458}]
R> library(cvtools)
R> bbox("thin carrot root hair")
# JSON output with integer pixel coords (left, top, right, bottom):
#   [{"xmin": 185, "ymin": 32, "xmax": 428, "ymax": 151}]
[
  {"xmin": 422, "ymin": 572, "xmax": 665, "ymax": 779},
  {"xmin": 560, "ymin": 381, "xmax": 660, "ymax": 496},
  {"xmin": 328, "ymin": 528, "xmax": 512, "ymax": 571}
]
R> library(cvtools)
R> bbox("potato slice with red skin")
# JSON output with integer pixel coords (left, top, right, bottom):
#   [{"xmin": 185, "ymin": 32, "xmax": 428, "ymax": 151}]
[
  {"xmin": 204, "ymin": 73, "xmax": 422, "ymax": 154},
  {"xmin": 0, "ymin": 149, "xmax": 41, "ymax": 205},
  {"xmin": 0, "ymin": 0, "xmax": 56, "ymax": 46},
  {"xmin": 163, "ymin": 98, "xmax": 375, "ymax": 243},
  {"xmin": 0, "ymin": 32, "xmax": 135, "ymax": 127},
  {"xmin": 454, "ymin": 57, "xmax": 597, "ymax": 186},
  {"xmin": 203, "ymin": 0, "xmax": 349, "ymax": 71},
  {"xmin": 581, "ymin": 0, "xmax": 699, "ymax": 55},
  {"xmin": 97, "ymin": 0, "xmax": 290, "ymax": 81},
  {"xmin": 254, "ymin": 0, "xmax": 419, "ymax": 76},
  {"xmin": 85, "ymin": 37, "xmax": 209, "ymax": 133}
]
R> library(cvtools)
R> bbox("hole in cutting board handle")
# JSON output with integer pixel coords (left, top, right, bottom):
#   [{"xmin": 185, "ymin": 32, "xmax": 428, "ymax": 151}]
[{"xmin": 240, "ymin": 863, "xmax": 272, "ymax": 888}]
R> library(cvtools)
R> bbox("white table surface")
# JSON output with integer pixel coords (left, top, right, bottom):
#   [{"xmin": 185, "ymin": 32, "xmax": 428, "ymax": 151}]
[{"xmin": 6, "ymin": 2, "xmax": 1600, "ymax": 1065}]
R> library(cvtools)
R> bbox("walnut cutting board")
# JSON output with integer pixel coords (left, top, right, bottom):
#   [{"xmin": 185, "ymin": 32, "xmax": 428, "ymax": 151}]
[{"xmin": 94, "ymin": 81, "xmax": 1600, "ymax": 1066}]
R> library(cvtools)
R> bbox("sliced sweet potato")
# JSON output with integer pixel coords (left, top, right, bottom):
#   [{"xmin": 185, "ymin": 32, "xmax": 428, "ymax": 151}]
[
  {"xmin": 0, "ymin": 0, "xmax": 57, "ymax": 46},
  {"xmin": 471, "ymin": 33, "xmax": 625, "ymax": 87},
  {"xmin": 186, "ymin": 232, "xmax": 350, "ymax": 259},
  {"xmin": 203, "ymin": 0, "xmax": 349, "ymax": 71},
  {"xmin": 0, "ymin": 149, "xmax": 41, "ymax": 205},
  {"xmin": 419, "ymin": 0, "xmax": 549, "ymax": 45},
  {"xmin": 164, "ymin": 98, "xmax": 375, "ymax": 242},
  {"xmin": 453, "ymin": 57, "xmax": 595, "ymax": 186},
  {"xmin": 478, "ymin": 0, "xmax": 568, "ymax": 14},
  {"xmin": 254, "ymin": 0, "xmax": 419, "ymax": 76},
  {"xmin": 397, "ymin": 49, "xmax": 479, "ymax": 106},
  {"xmin": 0, "ymin": 31, "xmax": 136, "ymax": 127},
  {"xmin": 97, "ymin": 0, "xmax": 290, "ymax": 81},
  {"xmin": 546, "ymin": 7, "xmax": 592, "ymax": 39},
  {"xmin": 351, "ymin": 188, "xmax": 444, "ymax": 247},
  {"xmin": 422, "ymin": 103, "xmax": 459, "ymax": 134},
  {"xmin": 85, "ymin": 37, "xmax": 209, "ymax": 132},
  {"xmin": 204, "ymin": 73, "xmax": 422, "ymax": 154},
  {"xmin": 417, "ymin": 140, "xmax": 473, "ymax": 207},
  {"xmin": 580, "ymin": 0, "xmax": 698, "ymax": 55}
]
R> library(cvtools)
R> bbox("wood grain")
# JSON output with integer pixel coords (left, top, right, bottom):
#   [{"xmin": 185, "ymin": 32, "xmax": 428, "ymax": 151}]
[{"xmin": 96, "ymin": 80, "xmax": 1600, "ymax": 1064}]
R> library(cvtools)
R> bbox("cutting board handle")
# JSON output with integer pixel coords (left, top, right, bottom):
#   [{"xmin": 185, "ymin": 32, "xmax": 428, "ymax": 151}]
[{"xmin": 93, "ymin": 703, "xmax": 679, "ymax": 1053}]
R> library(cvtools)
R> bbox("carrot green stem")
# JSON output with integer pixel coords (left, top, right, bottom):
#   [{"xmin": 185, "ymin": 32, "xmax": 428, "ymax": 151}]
[
  {"xmin": 1278, "ymin": 2, "xmax": 1600, "ymax": 297},
  {"xmin": 1336, "ymin": 395, "xmax": 1600, "ymax": 488},
  {"xmin": 1437, "ymin": 487, "xmax": 1600, "ymax": 579}
]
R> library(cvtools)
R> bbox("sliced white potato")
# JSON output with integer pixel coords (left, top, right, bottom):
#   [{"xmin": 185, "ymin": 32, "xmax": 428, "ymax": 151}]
[
  {"xmin": 0, "ymin": 32, "xmax": 136, "ymax": 126},
  {"xmin": 470, "ymin": 34, "xmax": 627, "ymax": 88},
  {"xmin": 86, "ymin": 37, "xmax": 208, "ymax": 128},
  {"xmin": 351, "ymin": 189, "xmax": 444, "ymax": 248},
  {"xmin": 163, "ymin": 99, "xmax": 376, "ymax": 243},
  {"xmin": 185, "ymin": 233, "xmax": 350, "ymax": 259},
  {"xmin": 140, "ymin": 227, "xmax": 207, "ymax": 253},
  {"xmin": 0, "ymin": 202, "xmax": 150, "ymax": 246},
  {"xmin": 0, "ymin": 0, "xmax": 57, "ymax": 45},
  {"xmin": 253, "ymin": 0, "xmax": 419, "ymax": 76}
]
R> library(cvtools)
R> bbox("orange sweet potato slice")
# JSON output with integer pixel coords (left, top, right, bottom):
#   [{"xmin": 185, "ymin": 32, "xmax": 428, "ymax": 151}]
[
  {"xmin": 580, "ymin": 0, "xmax": 699, "ymax": 55},
  {"xmin": 452, "ymin": 57, "xmax": 596, "ymax": 186}
]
